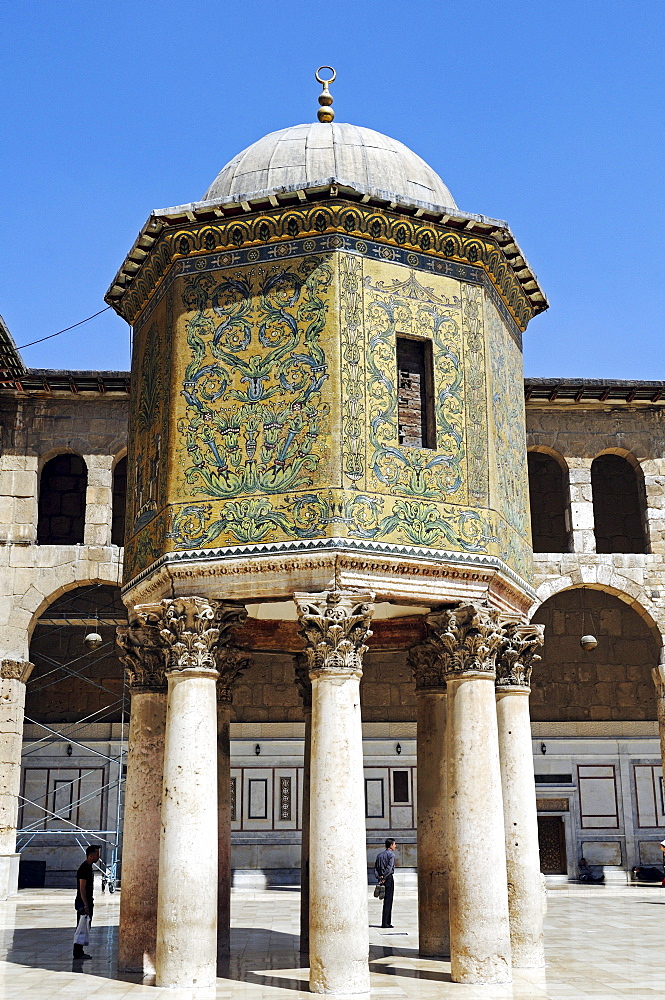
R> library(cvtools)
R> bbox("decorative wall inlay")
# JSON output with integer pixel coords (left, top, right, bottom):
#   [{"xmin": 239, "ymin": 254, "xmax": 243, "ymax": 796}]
[
  {"xmin": 495, "ymin": 620, "xmax": 544, "ymax": 691},
  {"xmin": 280, "ymin": 775, "xmax": 292, "ymax": 822},
  {"xmin": 339, "ymin": 253, "xmax": 366, "ymax": 488},
  {"xmin": 294, "ymin": 589, "xmax": 374, "ymax": 675},
  {"xmin": 462, "ymin": 284, "xmax": 489, "ymax": 506},
  {"xmin": 115, "ymin": 624, "xmax": 168, "ymax": 691},
  {"xmin": 0, "ymin": 659, "xmax": 33, "ymax": 683},
  {"xmin": 109, "ymin": 201, "xmax": 534, "ymax": 335}
]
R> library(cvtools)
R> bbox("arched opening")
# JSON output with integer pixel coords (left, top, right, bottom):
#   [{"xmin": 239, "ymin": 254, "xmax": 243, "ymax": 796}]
[
  {"xmin": 530, "ymin": 587, "xmax": 660, "ymax": 722},
  {"xmin": 591, "ymin": 454, "xmax": 647, "ymax": 553},
  {"xmin": 37, "ymin": 454, "xmax": 88, "ymax": 545},
  {"xmin": 19, "ymin": 584, "xmax": 127, "ymax": 886},
  {"xmin": 527, "ymin": 451, "xmax": 570, "ymax": 552},
  {"xmin": 111, "ymin": 455, "xmax": 127, "ymax": 547}
]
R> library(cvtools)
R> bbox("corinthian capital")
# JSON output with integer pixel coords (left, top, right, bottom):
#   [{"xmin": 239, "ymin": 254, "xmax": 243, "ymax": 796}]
[
  {"xmin": 0, "ymin": 659, "xmax": 33, "ymax": 683},
  {"xmin": 495, "ymin": 620, "xmax": 544, "ymax": 691},
  {"xmin": 116, "ymin": 624, "xmax": 167, "ymax": 691},
  {"xmin": 134, "ymin": 597, "xmax": 246, "ymax": 674},
  {"xmin": 294, "ymin": 590, "xmax": 374, "ymax": 677},
  {"xmin": 216, "ymin": 648, "xmax": 253, "ymax": 703},
  {"xmin": 424, "ymin": 603, "xmax": 503, "ymax": 680},
  {"xmin": 408, "ymin": 640, "xmax": 446, "ymax": 693}
]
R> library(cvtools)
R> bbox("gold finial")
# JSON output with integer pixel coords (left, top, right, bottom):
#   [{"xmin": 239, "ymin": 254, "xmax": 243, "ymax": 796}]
[{"xmin": 316, "ymin": 66, "xmax": 336, "ymax": 123}]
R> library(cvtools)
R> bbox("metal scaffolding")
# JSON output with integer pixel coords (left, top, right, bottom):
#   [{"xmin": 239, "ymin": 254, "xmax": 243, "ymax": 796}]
[{"xmin": 16, "ymin": 584, "xmax": 128, "ymax": 888}]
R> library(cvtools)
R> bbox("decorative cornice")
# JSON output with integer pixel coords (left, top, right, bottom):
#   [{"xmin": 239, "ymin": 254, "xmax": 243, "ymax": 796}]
[
  {"xmin": 134, "ymin": 597, "xmax": 246, "ymax": 674},
  {"xmin": 294, "ymin": 652, "xmax": 312, "ymax": 708},
  {"xmin": 116, "ymin": 624, "xmax": 167, "ymax": 691},
  {"xmin": 105, "ymin": 199, "xmax": 545, "ymax": 333},
  {"xmin": 495, "ymin": 621, "xmax": 544, "ymax": 691},
  {"xmin": 294, "ymin": 590, "xmax": 375, "ymax": 677},
  {"xmin": 216, "ymin": 648, "xmax": 253, "ymax": 703},
  {"xmin": 0, "ymin": 659, "xmax": 33, "ymax": 683},
  {"xmin": 426, "ymin": 602, "xmax": 503, "ymax": 679}
]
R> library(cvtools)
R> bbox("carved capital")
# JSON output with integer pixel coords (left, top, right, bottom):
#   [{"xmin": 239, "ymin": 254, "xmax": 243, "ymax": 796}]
[
  {"xmin": 294, "ymin": 590, "xmax": 374, "ymax": 677},
  {"xmin": 135, "ymin": 597, "xmax": 246, "ymax": 674},
  {"xmin": 0, "ymin": 659, "xmax": 33, "ymax": 683},
  {"xmin": 408, "ymin": 641, "xmax": 447, "ymax": 693},
  {"xmin": 294, "ymin": 652, "xmax": 312, "ymax": 708},
  {"xmin": 495, "ymin": 620, "xmax": 544, "ymax": 692},
  {"xmin": 216, "ymin": 648, "xmax": 252, "ymax": 703},
  {"xmin": 425, "ymin": 602, "xmax": 503, "ymax": 680},
  {"xmin": 116, "ymin": 624, "xmax": 167, "ymax": 691}
]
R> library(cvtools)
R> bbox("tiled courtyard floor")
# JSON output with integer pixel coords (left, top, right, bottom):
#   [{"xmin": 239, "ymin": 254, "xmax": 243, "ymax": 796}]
[{"xmin": 0, "ymin": 884, "xmax": 663, "ymax": 999}]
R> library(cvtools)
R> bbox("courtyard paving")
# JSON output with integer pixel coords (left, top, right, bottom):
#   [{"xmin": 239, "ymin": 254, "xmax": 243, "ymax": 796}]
[{"xmin": 0, "ymin": 884, "xmax": 662, "ymax": 999}]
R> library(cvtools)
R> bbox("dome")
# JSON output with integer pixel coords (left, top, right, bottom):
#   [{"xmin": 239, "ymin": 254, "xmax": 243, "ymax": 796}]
[{"xmin": 203, "ymin": 122, "xmax": 457, "ymax": 209}]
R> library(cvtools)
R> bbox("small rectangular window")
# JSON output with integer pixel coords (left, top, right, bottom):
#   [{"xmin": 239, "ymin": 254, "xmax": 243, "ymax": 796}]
[
  {"xmin": 392, "ymin": 770, "xmax": 409, "ymax": 803},
  {"xmin": 396, "ymin": 337, "xmax": 435, "ymax": 449}
]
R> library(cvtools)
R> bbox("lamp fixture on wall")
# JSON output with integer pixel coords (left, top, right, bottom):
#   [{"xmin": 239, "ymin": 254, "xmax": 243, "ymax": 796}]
[
  {"xmin": 254, "ymin": 744, "xmax": 261, "ymax": 756},
  {"xmin": 66, "ymin": 744, "xmax": 73, "ymax": 757},
  {"xmin": 540, "ymin": 742, "xmax": 547, "ymax": 755},
  {"xmin": 396, "ymin": 743, "xmax": 402, "ymax": 755}
]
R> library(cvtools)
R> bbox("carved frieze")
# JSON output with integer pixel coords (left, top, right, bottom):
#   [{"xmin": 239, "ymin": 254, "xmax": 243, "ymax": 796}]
[
  {"xmin": 294, "ymin": 590, "xmax": 374, "ymax": 676},
  {"xmin": 495, "ymin": 620, "xmax": 544, "ymax": 691}
]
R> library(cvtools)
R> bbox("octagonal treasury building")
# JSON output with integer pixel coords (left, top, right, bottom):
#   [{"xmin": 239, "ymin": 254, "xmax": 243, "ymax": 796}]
[{"xmin": 106, "ymin": 89, "xmax": 548, "ymax": 992}]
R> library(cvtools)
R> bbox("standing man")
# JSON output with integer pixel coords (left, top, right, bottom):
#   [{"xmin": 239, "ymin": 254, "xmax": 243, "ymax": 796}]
[
  {"xmin": 374, "ymin": 838, "xmax": 397, "ymax": 929},
  {"xmin": 73, "ymin": 844, "xmax": 100, "ymax": 960}
]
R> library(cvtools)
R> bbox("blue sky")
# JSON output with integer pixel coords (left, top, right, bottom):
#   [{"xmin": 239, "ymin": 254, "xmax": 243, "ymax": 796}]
[{"xmin": 1, "ymin": 0, "xmax": 662, "ymax": 377}]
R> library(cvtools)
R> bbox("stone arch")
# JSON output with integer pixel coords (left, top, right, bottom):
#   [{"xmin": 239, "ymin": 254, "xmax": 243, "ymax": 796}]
[
  {"xmin": 23, "ymin": 564, "xmax": 124, "ymax": 646},
  {"xmin": 26, "ymin": 582, "xmax": 127, "ymax": 724},
  {"xmin": 530, "ymin": 569, "xmax": 663, "ymax": 648},
  {"xmin": 591, "ymin": 450, "xmax": 648, "ymax": 554},
  {"xmin": 37, "ymin": 453, "xmax": 88, "ymax": 544},
  {"xmin": 530, "ymin": 584, "xmax": 661, "ymax": 722},
  {"xmin": 527, "ymin": 447, "xmax": 571, "ymax": 552}
]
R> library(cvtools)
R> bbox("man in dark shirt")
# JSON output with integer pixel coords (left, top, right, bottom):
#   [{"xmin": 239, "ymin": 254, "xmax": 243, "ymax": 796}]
[
  {"xmin": 73, "ymin": 844, "xmax": 100, "ymax": 959},
  {"xmin": 374, "ymin": 838, "xmax": 397, "ymax": 928}
]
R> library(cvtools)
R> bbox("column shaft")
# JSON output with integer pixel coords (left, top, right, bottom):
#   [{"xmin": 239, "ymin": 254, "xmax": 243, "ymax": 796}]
[
  {"xmin": 309, "ymin": 670, "xmax": 369, "ymax": 995},
  {"xmin": 300, "ymin": 703, "xmax": 311, "ymax": 953},
  {"xmin": 653, "ymin": 664, "xmax": 665, "ymax": 790},
  {"xmin": 295, "ymin": 590, "xmax": 374, "ymax": 998},
  {"xmin": 156, "ymin": 670, "xmax": 219, "ymax": 988},
  {"xmin": 416, "ymin": 689, "xmax": 449, "ymax": 957},
  {"xmin": 118, "ymin": 688, "xmax": 167, "ymax": 973},
  {"xmin": 496, "ymin": 690, "xmax": 545, "ymax": 967},
  {"xmin": 447, "ymin": 673, "xmax": 511, "ymax": 984},
  {"xmin": 217, "ymin": 698, "xmax": 232, "ymax": 958},
  {"xmin": 0, "ymin": 661, "xmax": 32, "ymax": 899}
]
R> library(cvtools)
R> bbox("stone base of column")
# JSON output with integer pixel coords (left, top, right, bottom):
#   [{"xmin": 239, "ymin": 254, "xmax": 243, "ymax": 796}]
[{"xmin": 0, "ymin": 854, "xmax": 20, "ymax": 899}]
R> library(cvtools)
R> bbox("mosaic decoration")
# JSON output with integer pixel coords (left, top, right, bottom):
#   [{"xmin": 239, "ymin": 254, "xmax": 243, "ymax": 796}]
[
  {"xmin": 486, "ymin": 297, "xmax": 532, "ymax": 580},
  {"xmin": 122, "ymin": 225, "xmax": 532, "ymax": 594},
  {"xmin": 111, "ymin": 201, "xmax": 537, "ymax": 334}
]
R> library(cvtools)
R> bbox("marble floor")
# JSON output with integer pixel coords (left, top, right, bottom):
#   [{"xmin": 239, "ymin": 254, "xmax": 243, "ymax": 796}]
[{"xmin": 0, "ymin": 884, "xmax": 663, "ymax": 999}]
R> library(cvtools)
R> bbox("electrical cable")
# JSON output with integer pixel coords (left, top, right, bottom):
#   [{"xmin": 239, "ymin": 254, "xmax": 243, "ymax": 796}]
[{"xmin": 16, "ymin": 307, "xmax": 112, "ymax": 350}]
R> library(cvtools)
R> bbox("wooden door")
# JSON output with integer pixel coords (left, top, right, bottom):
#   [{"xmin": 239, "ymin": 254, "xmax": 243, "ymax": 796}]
[{"xmin": 537, "ymin": 816, "xmax": 567, "ymax": 874}]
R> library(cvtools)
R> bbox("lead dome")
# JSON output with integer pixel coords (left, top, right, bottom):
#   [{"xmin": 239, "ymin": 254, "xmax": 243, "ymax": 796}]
[{"xmin": 202, "ymin": 122, "xmax": 457, "ymax": 209}]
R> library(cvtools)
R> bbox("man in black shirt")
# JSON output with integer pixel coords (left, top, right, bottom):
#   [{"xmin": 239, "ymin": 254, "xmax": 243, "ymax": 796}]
[
  {"xmin": 374, "ymin": 838, "xmax": 397, "ymax": 928},
  {"xmin": 73, "ymin": 844, "xmax": 100, "ymax": 959}
]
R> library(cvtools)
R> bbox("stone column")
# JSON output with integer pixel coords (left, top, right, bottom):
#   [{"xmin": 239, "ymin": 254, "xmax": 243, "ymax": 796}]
[
  {"xmin": 153, "ymin": 597, "xmax": 246, "ymax": 990},
  {"xmin": 569, "ymin": 458, "xmax": 595, "ymax": 553},
  {"xmin": 295, "ymin": 590, "xmax": 374, "ymax": 998},
  {"xmin": 0, "ymin": 659, "xmax": 33, "ymax": 899},
  {"xmin": 408, "ymin": 638, "xmax": 449, "ymax": 958},
  {"xmin": 433, "ymin": 603, "xmax": 512, "ymax": 984},
  {"xmin": 216, "ymin": 648, "xmax": 252, "ymax": 959},
  {"xmin": 115, "ymin": 623, "xmax": 168, "ymax": 975},
  {"xmin": 496, "ymin": 621, "xmax": 545, "ymax": 969},
  {"xmin": 83, "ymin": 454, "xmax": 114, "ymax": 547},
  {"xmin": 294, "ymin": 653, "xmax": 312, "ymax": 954}
]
